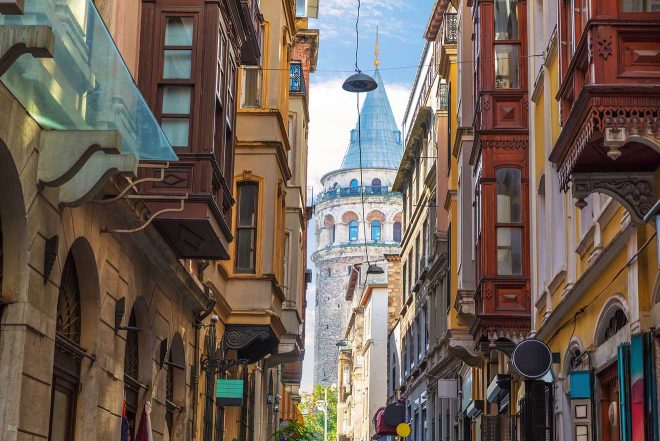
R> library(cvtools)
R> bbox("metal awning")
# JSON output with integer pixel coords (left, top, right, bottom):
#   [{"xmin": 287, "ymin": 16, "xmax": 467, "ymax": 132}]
[{"xmin": 0, "ymin": 0, "xmax": 176, "ymax": 161}]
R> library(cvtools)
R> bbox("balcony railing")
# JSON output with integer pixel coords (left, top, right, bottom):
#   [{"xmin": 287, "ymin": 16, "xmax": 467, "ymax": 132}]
[
  {"xmin": 442, "ymin": 13, "xmax": 458, "ymax": 45},
  {"xmin": 438, "ymin": 84, "xmax": 449, "ymax": 111},
  {"xmin": 315, "ymin": 185, "xmax": 398, "ymax": 204},
  {"xmin": 289, "ymin": 62, "xmax": 306, "ymax": 94}
]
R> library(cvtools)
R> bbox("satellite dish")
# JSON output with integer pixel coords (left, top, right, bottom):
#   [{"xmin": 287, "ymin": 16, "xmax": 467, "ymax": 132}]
[{"xmin": 511, "ymin": 339, "xmax": 553, "ymax": 380}]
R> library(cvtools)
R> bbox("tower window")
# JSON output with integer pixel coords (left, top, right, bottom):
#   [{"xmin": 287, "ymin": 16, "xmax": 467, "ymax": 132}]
[
  {"xmin": 393, "ymin": 221, "xmax": 402, "ymax": 243},
  {"xmin": 349, "ymin": 220, "xmax": 359, "ymax": 242},
  {"xmin": 371, "ymin": 220, "xmax": 381, "ymax": 241}
]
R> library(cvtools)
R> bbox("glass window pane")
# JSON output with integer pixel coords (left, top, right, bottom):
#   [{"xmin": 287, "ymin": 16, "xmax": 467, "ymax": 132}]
[
  {"xmin": 162, "ymin": 87, "xmax": 191, "ymax": 115},
  {"xmin": 236, "ymin": 229, "xmax": 255, "ymax": 271},
  {"xmin": 349, "ymin": 221, "xmax": 358, "ymax": 241},
  {"xmin": 622, "ymin": 0, "xmax": 660, "ymax": 11},
  {"xmin": 494, "ymin": 0, "xmax": 519, "ymax": 40},
  {"xmin": 164, "ymin": 50, "xmax": 192, "ymax": 79},
  {"xmin": 497, "ymin": 227, "xmax": 523, "ymax": 275},
  {"xmin": 242, "ymin": 67, "xmax": 261, "ymax": 107},
  {"xmin": 50, "ymin": 389, "xmax": 71, "ymax": 441},
  {"xmin": 371, "ymin": 221, "xmax": 381, "ymax": 241},
  {"xmin": 165, "ymin": 17, "xmax": 194, "ymax": 46},
  {"xmin": 161, "ymin": 118, "xmax": 190, "ymax": 147},
  {"xmin": 237, "ymin": 183, "xmax": 258, "ymax": 227},
  {"xmin": 495, "ymin": 45, "xmax": 520, "ymax": 88},
  {"xmin": 496, "ymin": 168, "xmax": 522, "ymax": 222}
]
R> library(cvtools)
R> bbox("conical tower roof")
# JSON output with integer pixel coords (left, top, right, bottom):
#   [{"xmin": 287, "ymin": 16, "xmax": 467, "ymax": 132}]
[{"xmin": 340, "ymin": 69, "xmax": 403, "ymax": 170}]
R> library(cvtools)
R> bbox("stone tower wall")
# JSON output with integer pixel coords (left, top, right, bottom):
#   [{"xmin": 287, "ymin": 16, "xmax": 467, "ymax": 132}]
[{"xmin": 312, "ymin": 168, "xmax": 402, "ymax": 385}]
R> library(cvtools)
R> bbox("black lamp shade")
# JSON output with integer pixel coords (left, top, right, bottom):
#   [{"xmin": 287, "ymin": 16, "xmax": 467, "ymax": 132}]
[{"xmin": 342, "ymin": 71, "xmax": 378, "ymax": 93}]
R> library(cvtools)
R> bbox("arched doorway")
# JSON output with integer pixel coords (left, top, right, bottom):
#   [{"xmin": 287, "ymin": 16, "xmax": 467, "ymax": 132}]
[{"xmin": 49, "ymin": 253, "xmax": 83, "ymax": 441}]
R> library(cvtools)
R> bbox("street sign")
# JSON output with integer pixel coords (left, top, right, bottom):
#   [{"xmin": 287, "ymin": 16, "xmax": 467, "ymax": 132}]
[{"xmin": 215, "ymin": 379, "xmax": 244, "ymax": 406}]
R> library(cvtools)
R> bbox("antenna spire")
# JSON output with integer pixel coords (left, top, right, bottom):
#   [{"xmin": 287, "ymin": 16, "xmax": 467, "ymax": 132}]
[{"xmin": 374, "ymin": 27, "xmax": 380, "ymax": 69}]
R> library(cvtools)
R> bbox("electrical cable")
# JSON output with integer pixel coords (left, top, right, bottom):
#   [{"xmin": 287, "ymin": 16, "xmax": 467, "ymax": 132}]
[
  {"xmin": 253, "ymin": 54, "xmax": 545, "ymax": 73},
  {"xmin": 546, "ymin": 230, "xmax": 657, "ymax": 345}
]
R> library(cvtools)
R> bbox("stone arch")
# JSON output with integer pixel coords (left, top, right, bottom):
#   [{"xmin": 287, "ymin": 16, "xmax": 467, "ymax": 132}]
[
  {"xmin": 366, "ymin": 210, "xmax": 386, "ymax": 223},
  {"xmin": 0, "ymin": 139, "xmax": 28, "ymax": 304},
  {"xmin": 323, "ymin": 214, "xmax": 336, "ymax": 227},
  {"xmin": 392, "ymin": 212, "xmax": 403, "ymax": 223},
  {"xmin": 593, "ymin": 295, "xmax": 629, "ymax": 346},
  {"xmin": 562, "ymin": 337, "xmax": 586, "ymax": 379},
  {"xmin": 67, "ymin": 237, "xmax": 101, "ymax": 352},
  {"xmin": 342, "ymin": 211, "xmax": 359, "ymax": 223},
  {"xmin": 49, "ymin": 237, "xmax": 101, "ymax": 441},
  {"xmin": 123, "ymin": 295, "xmax": 154, "ymax": 433}
]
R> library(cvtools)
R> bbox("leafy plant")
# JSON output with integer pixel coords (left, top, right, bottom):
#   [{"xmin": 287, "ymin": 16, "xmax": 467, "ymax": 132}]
[{"xmin": 271, "ymin": 420, "xmax": 315, "ymax": 441}]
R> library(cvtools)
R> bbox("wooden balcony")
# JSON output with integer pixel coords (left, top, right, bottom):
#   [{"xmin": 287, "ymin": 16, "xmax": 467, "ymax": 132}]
[{"xmin": 551, "ymin": 18, "xmax": 660, "ymax": 222}]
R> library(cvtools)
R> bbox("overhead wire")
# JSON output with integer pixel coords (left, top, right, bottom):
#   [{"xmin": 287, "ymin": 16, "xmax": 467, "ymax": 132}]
[
  {"xmin": 546, "ymin": 230, "xmax": 657, "ymax": 346},
  {"xmin": 251, "ymin": 54, "xmax": 546, "ymax": 73}
]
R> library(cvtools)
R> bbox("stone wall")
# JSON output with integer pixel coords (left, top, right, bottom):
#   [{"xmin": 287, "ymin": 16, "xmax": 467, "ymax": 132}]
[{"xmin": 0, "ymin": 84, "xmax": 207, "ymax": 441}]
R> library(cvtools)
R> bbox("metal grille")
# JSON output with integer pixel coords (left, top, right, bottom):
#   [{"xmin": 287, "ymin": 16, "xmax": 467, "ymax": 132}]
[
  {"xmin": 443, "ymin": 13, "xmax": 458, "ymax": 44},
  {"xmin": 438, "ymin": 84, "xmax": 449, "ymax": 111},
  {"xmin": 166, "ymin": 358, "xmax": 174, "ymax": 433},
  {"xmin": 56, "ymin": 254, "xmax": 82, "ymax": 344},
  {"xmin": 521, "ymin": 381, "xmax": 553, "ymax": 441},
  {"xmin": 124, "ymin": 310, "xmax": 139, "ymax": 379},
  {"xmin": 480, "ymin": 415, "xmax": 515, "ymax": 441},
  {"xmin": 289, "ymin": 62, "xmax": 305, "ymax": 93}
]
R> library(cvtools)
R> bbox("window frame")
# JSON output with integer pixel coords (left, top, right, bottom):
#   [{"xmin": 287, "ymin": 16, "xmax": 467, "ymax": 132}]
[
  {"xmin": 495, "ymin": 167, "xmax": 524, "ymax": 276},
  {"xmin": 158, "ymin": 14, "xmax": 198, "ymax": 150},
  {"xmin": 235, "ymin": 181, "xmax": 259, "ymax": 274},
  {"xmin": 493, "ymin": 0, "xmax": 522, "ymax": 89}
]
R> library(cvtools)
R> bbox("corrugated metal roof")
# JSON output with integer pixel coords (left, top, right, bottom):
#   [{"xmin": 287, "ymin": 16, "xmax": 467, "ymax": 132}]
[{"xmin": 340, "ymin": 70, "xmax": 403, "ymax": 170}]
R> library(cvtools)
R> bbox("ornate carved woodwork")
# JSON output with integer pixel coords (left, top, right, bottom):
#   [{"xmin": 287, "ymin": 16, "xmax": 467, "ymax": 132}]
[
  {"xmin": 552, "ymin": 6, "xmax": 660, "ymax": 222},
  {"xmin": 572, "ymin": 172, "xmax": 656, "ymax": 223},
  {"xmin": 138, "ymin": 0, "xmax": 257, "ymax": 258}
]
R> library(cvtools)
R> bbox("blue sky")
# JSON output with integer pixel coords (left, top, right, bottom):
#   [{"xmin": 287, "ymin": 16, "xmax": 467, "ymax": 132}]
[
  {"xmin": 311, "ymin": 0, "xmax": 434, "ymax": 84},
  {"xmin": 301, "ymin": 0, "xmax": 432, "ymax": 392}
]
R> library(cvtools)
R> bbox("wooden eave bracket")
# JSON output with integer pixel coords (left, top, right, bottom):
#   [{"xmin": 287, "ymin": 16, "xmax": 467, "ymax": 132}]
[
  {"xmin": 0, "ymin": 24, "xmax": 55, "ymax": 76},
  {"xmin": 38, "ymin": 130, "xmax": 139, "ymax": 207},
  {"xmin": 572, "ymin": 171, "xmax": 656, "ymax": 224}
]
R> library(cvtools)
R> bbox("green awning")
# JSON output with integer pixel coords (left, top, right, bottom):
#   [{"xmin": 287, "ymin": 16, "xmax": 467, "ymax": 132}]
[{"xmin": 0, "ymin": 0, "xmax": 177, "ymax": 161}]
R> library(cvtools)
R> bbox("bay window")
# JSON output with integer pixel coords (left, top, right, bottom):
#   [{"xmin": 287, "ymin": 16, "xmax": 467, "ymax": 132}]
[{"xmin": 496, "ymin": 168, "xmax": 523, "ymax": 275}]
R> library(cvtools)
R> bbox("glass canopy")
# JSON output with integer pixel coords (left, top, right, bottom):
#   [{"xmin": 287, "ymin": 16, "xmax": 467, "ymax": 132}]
[{"xmin": 0, "ymin": 0, "xmax": 177, "ymax": 161}]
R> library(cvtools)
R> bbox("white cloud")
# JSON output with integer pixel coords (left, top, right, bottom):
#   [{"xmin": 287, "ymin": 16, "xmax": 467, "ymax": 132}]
[{"xmin": 307, "ymin": 77, "xmax": 410, "ymax": 193}]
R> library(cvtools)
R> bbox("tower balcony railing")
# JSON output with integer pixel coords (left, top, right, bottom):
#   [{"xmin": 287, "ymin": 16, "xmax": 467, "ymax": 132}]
[{"xmin": 315, "ymin": 185, "xmax": 399, "ymax": 204}]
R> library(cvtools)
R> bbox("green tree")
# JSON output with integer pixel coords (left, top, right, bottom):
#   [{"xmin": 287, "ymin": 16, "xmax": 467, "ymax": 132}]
[{"xmin": 299, "ymin": 384, "xmax": 338, "ymax": 440}]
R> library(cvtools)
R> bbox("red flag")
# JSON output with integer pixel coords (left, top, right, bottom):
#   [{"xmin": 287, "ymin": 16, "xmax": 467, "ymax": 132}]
[
  {"xmin": 134, "ymin": 402, "xmax": 153, "ymax": 441},
  {"xmin": 121, "ymin": 401, "xmax": 131, "ymax": 441}
]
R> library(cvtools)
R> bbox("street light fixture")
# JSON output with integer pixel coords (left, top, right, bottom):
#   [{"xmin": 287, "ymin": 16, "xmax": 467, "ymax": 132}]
[{"xmin": 342, "ymin": 71, "xmax": 377, "ymax": 93}]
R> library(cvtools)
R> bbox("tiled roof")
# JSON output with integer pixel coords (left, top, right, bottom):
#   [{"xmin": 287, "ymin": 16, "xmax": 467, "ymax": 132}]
[{"xmin": 340, "ymin": 70, "xmax": 403, "ymax": 170}]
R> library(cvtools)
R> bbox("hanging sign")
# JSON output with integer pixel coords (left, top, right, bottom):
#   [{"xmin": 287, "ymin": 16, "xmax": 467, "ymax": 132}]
[
  {"xmin": 215, "ymin": 379, "xmax": 244, "ymax": 406},
  {"xmin": 512, "ymin": 339, "xmax": 553, "ymax": 379}
]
